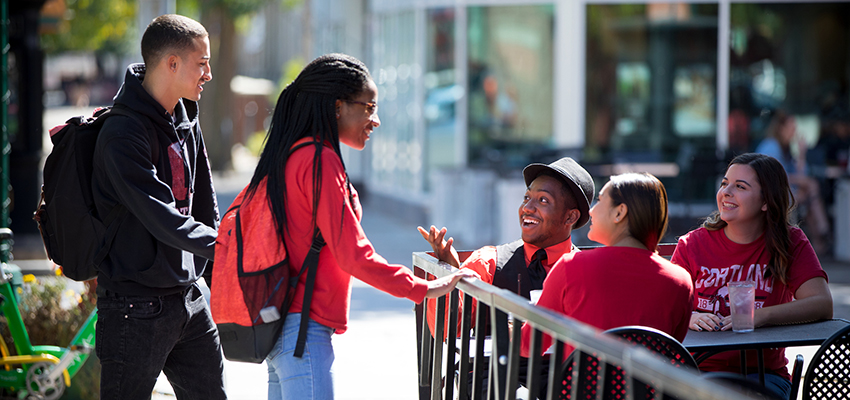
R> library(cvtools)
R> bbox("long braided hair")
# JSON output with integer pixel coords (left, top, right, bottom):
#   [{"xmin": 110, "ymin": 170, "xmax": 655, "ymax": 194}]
[{"xmin": 247, "ymin": 53, "xmax": 372, "ymax": 242}]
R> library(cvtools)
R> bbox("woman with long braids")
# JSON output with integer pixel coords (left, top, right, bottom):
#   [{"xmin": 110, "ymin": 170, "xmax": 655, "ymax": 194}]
[
  {"xmin": 672, "ymin": 153, "xmax": 832, "ymax": 399},
  {"xmin": 244, "ymin": 54, "xmax": 471, "ymax": 399}
]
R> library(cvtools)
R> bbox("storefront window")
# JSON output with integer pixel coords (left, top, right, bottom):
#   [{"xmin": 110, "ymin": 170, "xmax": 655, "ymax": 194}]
[
  {"xmin": 466, "ymin": 5, "xmax": 555, "ymax": 171},
  {"xmin": 729, "ymin": 3, "xmax": 850, "ymax": 242},
  {"xmin": 371, "ymin": 11, "xmax": 421, "ymax": 193},
  {"xmin": 730, "ymin": 3, "xmax": 850, "ymax": 172},
  {"xmin": 424, "ymin": 8, "xmax": 459, "ymax": 190},
  {"xmin": 585, "ymin": 3, "xmax": 718, "ymax": 201}
]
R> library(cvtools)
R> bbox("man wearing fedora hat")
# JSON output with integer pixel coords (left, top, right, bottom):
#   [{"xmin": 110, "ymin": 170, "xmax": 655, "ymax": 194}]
[{"xmin": 419, "ymin": 157, "xmax": 594, "ymax": 399}]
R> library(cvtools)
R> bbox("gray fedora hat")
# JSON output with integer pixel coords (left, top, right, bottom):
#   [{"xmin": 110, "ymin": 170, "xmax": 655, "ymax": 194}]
[{"xmin": 522, "ymin": 157, "xmax": 595, "ymax": 229}]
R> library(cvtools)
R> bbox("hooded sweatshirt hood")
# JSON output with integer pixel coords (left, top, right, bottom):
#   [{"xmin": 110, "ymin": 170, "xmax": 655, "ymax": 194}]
[{"xmin": 114, "ymin": 63, "xmax": 200, "ymax": 141}]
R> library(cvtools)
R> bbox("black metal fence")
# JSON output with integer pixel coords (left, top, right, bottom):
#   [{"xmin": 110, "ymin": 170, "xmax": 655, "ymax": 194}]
[{"xmin": 412, "ymin": 251, "xmax": 753, "ymax": 400}]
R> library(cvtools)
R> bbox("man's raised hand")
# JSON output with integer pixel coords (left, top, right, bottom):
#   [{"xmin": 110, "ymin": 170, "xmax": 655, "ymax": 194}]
[{"xmin": 417, "ymin": 225, "xmax": 461, "ymax": 269}]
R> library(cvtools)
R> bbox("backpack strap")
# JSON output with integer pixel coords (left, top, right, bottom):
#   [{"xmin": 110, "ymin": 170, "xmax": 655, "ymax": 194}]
[
  {"xmin": 289, "ymin": 140, "xmax": 328, "ymax": 357},
  {"xmin": 294, "ymin": 230, "xmax": 325, "ymax": 358},
  {"xmin": 91, "ymin": 107, "xmax": 160, "ymax": 270}
]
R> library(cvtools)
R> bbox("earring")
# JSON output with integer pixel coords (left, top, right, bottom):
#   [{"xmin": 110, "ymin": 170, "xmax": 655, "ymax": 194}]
[
  {"xmin": 336, "ymin": 113, "xmax": 340, "ymax": 118},
  {"xmin": 615, "ymin": 217, "xmax": 620, "ymax": 222}
]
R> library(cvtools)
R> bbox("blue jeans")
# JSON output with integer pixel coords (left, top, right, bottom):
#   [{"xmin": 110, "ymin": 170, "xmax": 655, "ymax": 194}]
[
  {"xmin": 267, "ymin": 313, "xmax": 335, "ymax": 400},
  {"xmin": 96, "ymin": 283, "xmax": 226, "ymax": 400},
  {"xmin": 747, "ymin": 373, "xmax": 792, "ymax": 399}
]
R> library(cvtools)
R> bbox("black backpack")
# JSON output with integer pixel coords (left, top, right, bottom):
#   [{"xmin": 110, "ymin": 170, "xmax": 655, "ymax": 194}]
[{"xmin": 33, "ymin": 106, "xmax": 154, "ymax": 281}]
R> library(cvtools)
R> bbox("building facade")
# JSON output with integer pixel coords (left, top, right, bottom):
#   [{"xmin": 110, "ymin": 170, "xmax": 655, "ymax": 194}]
[{"xmin": 242, "ymin": 0, "xmax": 850, "ymax": 248}]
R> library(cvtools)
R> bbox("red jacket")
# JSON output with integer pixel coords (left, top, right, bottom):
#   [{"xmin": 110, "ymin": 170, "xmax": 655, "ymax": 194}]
[{"xmin": 284, "ymin": 140, "xmax": 429, "ymax": 333}]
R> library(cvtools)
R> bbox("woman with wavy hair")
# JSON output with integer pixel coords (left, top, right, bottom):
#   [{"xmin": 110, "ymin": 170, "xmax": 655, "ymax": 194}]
[
  {"xmin": 672, "ymin": 152, "xmax": 832, "ymax": 398},
  {"xmin": 521, "ymin": 173, "xmax": 694, "ymax": 358},
  {"xmin": 244, "ymin": 53, "xmax": 470, "ymax": 400}
]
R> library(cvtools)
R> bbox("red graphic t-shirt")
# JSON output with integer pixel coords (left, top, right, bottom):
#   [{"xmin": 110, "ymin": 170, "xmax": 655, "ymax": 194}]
[
  {"xmin": 168, "ymin": 140, "xmax": 191, "ymax": 215},
  {"xmin": 672, "ymin": 227, "xmax": 827, "ymax": 379}
]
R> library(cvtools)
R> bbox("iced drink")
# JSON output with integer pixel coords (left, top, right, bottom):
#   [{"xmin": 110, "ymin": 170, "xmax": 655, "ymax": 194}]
[{"xmin": 728, "ymin": 281, "xmax": 755, "ymax": 333}]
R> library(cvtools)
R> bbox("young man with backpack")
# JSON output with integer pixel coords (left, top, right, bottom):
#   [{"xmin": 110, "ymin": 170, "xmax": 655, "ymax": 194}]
[{"xmin": 90, "ymin": 14, "xmax": 224, "ymax": 399}]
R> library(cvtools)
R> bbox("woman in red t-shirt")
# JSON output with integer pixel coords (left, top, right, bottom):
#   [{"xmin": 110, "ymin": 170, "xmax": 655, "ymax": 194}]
[
  {"xmin": 672, "ymin": 152, "xmax": 832, "ymax": 399},
  {"xmin": 521, "ymin": 173, "xmax": 694, "ymax": 358},
  {"xmin": 244, "ymin": 54, "xmax": 472, "ymax": 400}
]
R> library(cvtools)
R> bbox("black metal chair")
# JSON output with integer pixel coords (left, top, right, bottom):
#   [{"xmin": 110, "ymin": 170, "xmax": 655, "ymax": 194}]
[
  {"xmin": 555, "ymin": 326, "xmax": 698, "ymax": 400},
  {"xmin": 801, "ymin": 323, "xmax": 850, "ymax": 400},
  {"xmin": 788, "ymin": 354, "xmax": 804, "ymax": 400},
  {"xmin": 703, "ymin": 372, "xmax": 784, "ymax": 400},
  {"xmin": 604, "ymin": 326, "xmax": 699, "ymax": 370}
]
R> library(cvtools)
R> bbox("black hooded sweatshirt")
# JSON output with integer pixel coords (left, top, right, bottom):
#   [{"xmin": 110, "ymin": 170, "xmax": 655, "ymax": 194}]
[{"xmin": 92, "ymin": 64, "xmax": 220, "ymax": 296}]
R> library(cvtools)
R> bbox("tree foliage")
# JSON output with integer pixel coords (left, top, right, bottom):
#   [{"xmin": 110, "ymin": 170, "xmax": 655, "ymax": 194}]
[
  {"xmin": 40, "ymin": 0, "xmax": 136, "ymax": 55},
  {"xmin": 198, "ymin": 0, "xmax": 266, "ymax": 18}
]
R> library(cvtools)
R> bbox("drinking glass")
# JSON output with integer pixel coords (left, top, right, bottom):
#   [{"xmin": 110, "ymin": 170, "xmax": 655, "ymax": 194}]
[{"xmin": 728, "ymin": 281, "xmax": 755, "ymax": 333}]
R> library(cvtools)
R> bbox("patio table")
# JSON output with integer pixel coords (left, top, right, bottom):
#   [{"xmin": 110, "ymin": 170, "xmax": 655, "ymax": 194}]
[{"xmin": 682, "ymin": 318, "xmax": 850, "ymax": 384}]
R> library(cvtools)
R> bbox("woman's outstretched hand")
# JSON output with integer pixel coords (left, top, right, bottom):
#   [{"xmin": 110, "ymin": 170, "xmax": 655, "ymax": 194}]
[
  {"xmin": 424, "ymin": 270, "xmax": 477, "ymax": 299},
  {"xmin": 417, "ymin": 225, "xmax": 461, "ymax": 269}
]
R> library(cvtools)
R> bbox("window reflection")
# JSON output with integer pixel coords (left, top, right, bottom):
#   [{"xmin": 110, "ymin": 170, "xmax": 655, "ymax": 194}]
[
  {"xmin": 424, "ymin": 8, "xmax": 458, "ymax": 191},
  {"xmin": 731, "ymin": 3, "xmax": 850, "ymax": 238},
  {"xmin": 467, "ymin": 5, "xmax": 555, "ymax": 171},
  {"xmin": 730, "ymin": 2, "xmax": 850, "ymax": 173},
  {"xmin": 371, "ymin": 11, "xmax": 421, "ymax": 193},
  {"xmin": 585, "ymin": 3, "xmax": 719, "ymax": 201}
]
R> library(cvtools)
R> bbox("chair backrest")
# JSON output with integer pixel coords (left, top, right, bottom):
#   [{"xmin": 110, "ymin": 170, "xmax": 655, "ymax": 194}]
[
  {"xmin": 657, "ymin": 243, "xmax": 677, "ymax": 258},
  {"xmin": 703, "ymin": 372, "xmax": 784, "ymax": 400},
  {"xmin": 604, "ymin": 326, "xmax": 698, "ymax": 370},
  {"xmin": 802, "ymin": 323, "xmax": 850, "ymax": 400},
  {"xmin": 555, "ymin": 326, "xmax": 697, "ymax": 400},
  {"xmin": 789, "ymin": 354, "xmax": 804, "ymax": 400}
]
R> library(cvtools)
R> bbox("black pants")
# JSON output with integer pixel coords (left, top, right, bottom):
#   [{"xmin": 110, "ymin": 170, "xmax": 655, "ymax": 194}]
[{"xmin": 96, "ymin": 283, "xmax": 226, "ymax": 400}]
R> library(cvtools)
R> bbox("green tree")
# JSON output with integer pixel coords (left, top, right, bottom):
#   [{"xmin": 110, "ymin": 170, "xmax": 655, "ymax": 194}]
[
  {"xmin": 198, "ymin": 0, "xmax": 304, "ymax": 170},
  {"xmin": 41, "ymin": 0, "xmax": 307, "ymax": 170},
  {"xmin": 40, "ymin": 0, "xmax": 136, "ymax": 55}
]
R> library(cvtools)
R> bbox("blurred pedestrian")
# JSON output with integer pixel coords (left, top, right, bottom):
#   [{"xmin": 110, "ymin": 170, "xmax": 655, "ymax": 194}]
[{"xmin": 756, "ymin": 110, "xmax": 830, "ymax": 253}]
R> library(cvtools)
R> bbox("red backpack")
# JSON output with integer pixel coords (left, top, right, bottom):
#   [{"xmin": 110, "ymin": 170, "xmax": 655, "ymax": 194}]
[{"xmin": 211, "ymin": 180, "xmax": 324, "ymax": 363}]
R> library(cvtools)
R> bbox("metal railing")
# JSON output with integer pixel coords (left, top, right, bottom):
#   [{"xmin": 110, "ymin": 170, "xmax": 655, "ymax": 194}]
[{"xmin": 413, "ymin": 250, "xmax": 753, "ymax": 400}]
